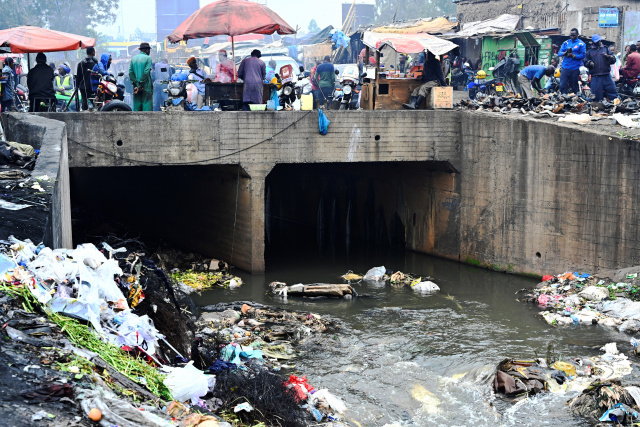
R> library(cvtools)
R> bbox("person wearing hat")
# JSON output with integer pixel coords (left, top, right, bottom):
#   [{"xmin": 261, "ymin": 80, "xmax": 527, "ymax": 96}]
[
  {"xmin": 54, "ymin": 63, "xmax": 76, "ymax": 111},
  {"xmin": 237, "ymin": 49, "xmax": 266, "ymax": 110},
  {"xmin": 187, "ymin": 56, "xmax": 209, "ymax": 108},
  {"xmin": 27, "ymin": 52, "xmax": 55, "ymax": 112},
  {"xmin": 153, "ymin": 55, "xmax": 171, "ymax": 111},
  {"xmin": 585, "ymin": 34, "xmax": 619, "ymax": 102},
  {"xmin": 76, "ymin": 47, "xmax": 98, "ymax": 110},
  {"xmin": 214, "ymin": 50, "xmax": 235, "ymax": 83},
  {"xmin": 128, "ymin": 42, "xmax": 153, "ymax": 111}
]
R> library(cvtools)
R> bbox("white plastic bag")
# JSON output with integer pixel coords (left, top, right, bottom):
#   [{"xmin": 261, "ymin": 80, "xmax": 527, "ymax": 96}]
[
  {"xmin": 412, "ymin": 281, "xmax": 440, "ymax": 294},
  {"xmin": 311, "ymin": 389, "xmax": 347, "ymax": 414},
  {"xmin": 363, "ymin": 266, "xmax": 386, "ymax": 282},
  {"xmin": 163, "ymin": 361, "xmax": 209, "ymax": 404}
]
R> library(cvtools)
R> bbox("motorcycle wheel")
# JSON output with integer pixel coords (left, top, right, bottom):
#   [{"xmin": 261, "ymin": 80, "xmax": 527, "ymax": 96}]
[
  {"xmin": 339, "ymin": 103, "xmax": 346, "ymax": 110},
  {"xmin": 99, "ymin": 100, "xmax": 132, "ymax": 112}
]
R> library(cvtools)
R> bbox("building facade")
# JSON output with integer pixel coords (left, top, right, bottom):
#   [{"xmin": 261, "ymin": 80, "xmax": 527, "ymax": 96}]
[{"xmin": 455, "ymin": 0, "xmax": 640, "ymax": 47}]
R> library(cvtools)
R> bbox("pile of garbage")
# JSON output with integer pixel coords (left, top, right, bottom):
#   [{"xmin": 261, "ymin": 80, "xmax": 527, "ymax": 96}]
[
  {"xmin": 519, "ymin": 269, "xmax": 640, "ymax": 334},
  {"xmin": 342, "ymin": 266, "xmax": 441, "ymax": 294},
  {"xmin": 0, "ymin": 236, "xmax": 348, "ymax": 426},
  {"xmin": 494, "ymin": 343, "xmax": 639, "ymax": 423},
  {"xmin": 171, "ymin": 269, "xmax": 243, "ymax": 292},
  {"xmin": 455, "ymin": 92, "xmax": 640, "ymax": 129}
]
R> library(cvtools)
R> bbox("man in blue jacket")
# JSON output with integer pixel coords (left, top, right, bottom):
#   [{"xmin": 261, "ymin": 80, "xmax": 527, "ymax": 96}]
[
  {"xmin": 91, "ymin": 53, "xmax": 111, "ymax": 92},
  {"xmin": 585, "ymin": 34, "xmax": 619, "ymax": 102},
  {"xmin": 558, "ymin": 28, "xmax": 586, "ymax": 95}
]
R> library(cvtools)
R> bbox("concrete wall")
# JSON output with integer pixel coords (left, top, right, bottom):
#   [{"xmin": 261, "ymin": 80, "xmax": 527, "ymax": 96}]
[
  {"xmin": 40, "ymin": 110, "xmax": 640, "ymax": 276},
  {"xmin": 4, "ymin": 113, "xmax": 72, "ymax": 249}
]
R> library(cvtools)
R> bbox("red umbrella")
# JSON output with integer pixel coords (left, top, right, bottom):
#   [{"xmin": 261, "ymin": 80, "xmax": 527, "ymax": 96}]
[
  {"xmin": 167, "ymin": 0, "xmax": 296, "ymax": 79},
  {"xmin": 0, "ymin": 26, "xmax": 95, "ymax": 53},
  {"xmin": 167, "ymin": 0, "xmax": 295, "ymax": 42}
]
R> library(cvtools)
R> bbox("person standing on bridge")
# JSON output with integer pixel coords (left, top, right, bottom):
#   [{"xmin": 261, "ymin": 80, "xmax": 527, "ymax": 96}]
[
  {"xmin": 129, "ymin": 42, "xmax": 153, "ymax": 112},
  {"xmin": 584, "ymin": 34, "xmax": 619, "ymax": 103},
  {"xmin": 315, "ymin": 55, "xmax": 335, "ymax": 107},
  {"xmin": 27, "ymin": 53, "xmax": 55, "ymax": 112},
  {"xmin": 558, "ymin": 28, "xmax": 586, "ymax": 95},
  {"xmin": 237, "ymin": 49, "xmax": 266, "ymax": 111}
]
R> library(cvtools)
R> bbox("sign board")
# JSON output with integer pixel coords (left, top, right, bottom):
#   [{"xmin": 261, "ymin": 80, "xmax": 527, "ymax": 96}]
[{"xmin": 599, "ymin": 8, "xmax": 619, "ymax": 28}]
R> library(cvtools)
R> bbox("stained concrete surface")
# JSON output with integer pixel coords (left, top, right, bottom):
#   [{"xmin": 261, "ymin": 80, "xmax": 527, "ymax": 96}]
[{"xmin": 33, "ymin": 109, "xmax": 640, "ymax": 277}]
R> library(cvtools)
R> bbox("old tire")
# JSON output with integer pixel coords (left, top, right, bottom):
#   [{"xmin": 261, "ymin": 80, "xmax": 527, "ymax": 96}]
[{"xmin": 100, "ymin": 100, "xmax": 132, "ymax": 112}]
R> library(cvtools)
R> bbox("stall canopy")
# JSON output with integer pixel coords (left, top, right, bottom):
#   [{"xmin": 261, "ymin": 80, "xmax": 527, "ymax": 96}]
[
  {"xmin": 0, "ymin": 26, "xmax": 95, "ymax": 53},
  {"xmin": 167, "ymin": 0, "xmax": 295, "ymax": 42},
  {"xmin": 372, "ymin": 17, "xmax": 457, "ymax": 35},
  {"xmin": 363, "ymin": 31, "xmax": 458, "ymax": 55},
  {"xmin": 455, "ymin": 14, "xmax": 521, "ymax": 38}
]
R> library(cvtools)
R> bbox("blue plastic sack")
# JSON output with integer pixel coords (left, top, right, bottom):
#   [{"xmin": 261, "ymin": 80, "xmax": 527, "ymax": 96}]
[
  {"xmin": 171, "ymin": 71, "xmax": 188, "ymax": 81},
  {"xmin": 270, "ymin": 87, "xmax": 279, "ymax": 111},
  {"xmin": 318, "ymin": 109, "xmax": 330, "ymax": 135},
  {"xmin": 332, "ymin": 31, "xmax": 349, "ymax": 49}
]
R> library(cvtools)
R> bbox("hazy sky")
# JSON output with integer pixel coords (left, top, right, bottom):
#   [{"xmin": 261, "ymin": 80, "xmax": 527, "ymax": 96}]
[{"xmin": 99, "ymin": 0, "xmax": 375, "ymax": 39}]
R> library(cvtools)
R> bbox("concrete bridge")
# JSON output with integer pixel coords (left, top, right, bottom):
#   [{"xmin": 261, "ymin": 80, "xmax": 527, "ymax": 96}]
[{"xmin": 8, "ymin": 110, "xmax": 640, "ymax": 276}]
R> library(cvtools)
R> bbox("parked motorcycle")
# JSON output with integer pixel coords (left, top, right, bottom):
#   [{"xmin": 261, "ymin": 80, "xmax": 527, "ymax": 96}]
[
  {"xmin": 278, "ymin": 64, "xmax": 306, "ymax": 110},
  {"xmin": 578, "ymin": 66, "xmax": 591, "ymax": 98},
  {"xmin": 91, "ymin": 72, "xmax": 131, "ymax": 111},
  {"xmin": 467, "ymin": 70, "xmax": 506, "ymax": 100},
  {"xmin": 14, "ymin": 84, "xmax": 28, "ymax": 112},
  {"xmin": 336, "ymin": 65, "xmax": 364, "ymax": 110},
  {"xmin": 162, "ymin": 71, "xmax": 200, "ymax": 111},
  {"xmin": 617, "ymin": 75, "xmax": 640, "ymax": 98}
]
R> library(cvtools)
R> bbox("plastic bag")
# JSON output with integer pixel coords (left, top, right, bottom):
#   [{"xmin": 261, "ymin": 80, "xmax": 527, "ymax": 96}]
[
  {"xmin": 310, "ymin": 389, "xmax": 347, "ymax": 414},
  {"xmin": 363, "ymin": 266, "xmax": 386, "ymax": 282},
  {"xmin": 411, "ymin": 281, "xmax": 440, "ymax": 294},
  {"xmin": 318, "ymin": 109, "xmax": 330, "ymax": 135},
  {"xmin": 163, "ymin": 361, "xmax": 209, "ymax": 404}
]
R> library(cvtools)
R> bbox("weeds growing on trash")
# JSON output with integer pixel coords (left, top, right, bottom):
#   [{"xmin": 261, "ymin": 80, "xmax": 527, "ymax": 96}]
[
  {"xmin": 49, "ymin": 312, "xmax": 172, "ymax": 400},
  {"xmin": 171, "ymin": 269, "xmax": 242, "ymax": 291}
]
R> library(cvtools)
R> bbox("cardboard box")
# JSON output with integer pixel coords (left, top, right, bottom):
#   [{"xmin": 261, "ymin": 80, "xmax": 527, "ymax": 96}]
[{"xmin": 427, "ymin": 86, "xmax": 453, "ymax": 109}]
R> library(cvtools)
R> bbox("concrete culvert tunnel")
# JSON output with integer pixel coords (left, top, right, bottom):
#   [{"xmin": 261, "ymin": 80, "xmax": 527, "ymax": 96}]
[
  {"xmin": 70, "ymin": 164, "xmax": 255, "ymax": 266},
  {"xmin": 265, "ymin": 161, "xmax": 459, "ymax": 263}
]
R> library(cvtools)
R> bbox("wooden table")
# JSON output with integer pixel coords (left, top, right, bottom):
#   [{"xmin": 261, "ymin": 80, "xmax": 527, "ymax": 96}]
[{"xmin": 374, "ymin": 78, "xmax": 425, "ymax": 110}]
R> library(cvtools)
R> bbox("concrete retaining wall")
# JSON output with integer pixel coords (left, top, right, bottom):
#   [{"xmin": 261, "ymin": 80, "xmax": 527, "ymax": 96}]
[
  {"xmin": 4, "ymin": 113, "xmax": 72, "ymax": 249},
  {"xmin": 38, "ymin": 110, "xmax": 640, "ymax": 276}
]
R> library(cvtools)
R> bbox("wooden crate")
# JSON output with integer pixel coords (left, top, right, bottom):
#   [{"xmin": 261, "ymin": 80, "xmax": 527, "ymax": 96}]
[{"xmin": 426, "ymin": 86, "xmax": 453, "ymax": 109}]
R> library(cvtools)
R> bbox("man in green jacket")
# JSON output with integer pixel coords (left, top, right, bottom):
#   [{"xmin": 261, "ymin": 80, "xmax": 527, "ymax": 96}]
[{"xmin": 129, "ymin": 42, "xmax": 153, "ymax": 111}]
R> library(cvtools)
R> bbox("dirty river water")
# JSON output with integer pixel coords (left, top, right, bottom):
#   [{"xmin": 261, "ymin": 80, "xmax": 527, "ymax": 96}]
[{"xmin": 192, "ymin": 250, "xmax": 637, "ymax": 426}]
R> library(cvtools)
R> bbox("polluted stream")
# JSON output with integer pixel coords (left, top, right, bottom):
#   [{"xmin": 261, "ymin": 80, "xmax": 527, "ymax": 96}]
[{"xmin": 193, "ymin": 250, "xmax": 639, "ymax": 426}]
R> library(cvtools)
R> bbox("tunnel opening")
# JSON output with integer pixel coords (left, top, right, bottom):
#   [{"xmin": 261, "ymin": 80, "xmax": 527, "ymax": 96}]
[
  {"xmin": 70, "ymin": 164, "xmax": 251, "ymax": 267},
  {"xmin": 265, "ymin": 161, "xmax": 458, "ymax": 266}
]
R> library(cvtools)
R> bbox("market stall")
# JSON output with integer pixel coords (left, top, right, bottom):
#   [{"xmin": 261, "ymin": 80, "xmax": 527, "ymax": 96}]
[
  {"xmin": 361, "ymin": 31, "xmax": 458, "ymax": 110},
  {"xmin": 167, "ymin": 0, "xmax": 295, "ymax": 109}
]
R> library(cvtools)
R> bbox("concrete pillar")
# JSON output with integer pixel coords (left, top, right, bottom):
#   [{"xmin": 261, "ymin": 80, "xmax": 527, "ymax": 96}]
[{"xmin": 241, "ymin": 163, "xmax": 273, "ymax": 273}]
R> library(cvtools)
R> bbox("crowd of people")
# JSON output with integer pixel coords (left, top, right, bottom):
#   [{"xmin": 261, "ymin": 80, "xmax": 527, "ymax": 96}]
[
  {"xmin": 0, "ymin": 42, "xmax": 259, "ymax": 113},
  {"xmin": 517, "ymin": 29, "xmax": 640, "ymax": 103}
]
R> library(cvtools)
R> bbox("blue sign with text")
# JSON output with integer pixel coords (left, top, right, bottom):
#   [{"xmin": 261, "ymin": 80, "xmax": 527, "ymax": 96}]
[{"xmin": 599, "ymin": 8, "xmax": 619, "ymax": 28}]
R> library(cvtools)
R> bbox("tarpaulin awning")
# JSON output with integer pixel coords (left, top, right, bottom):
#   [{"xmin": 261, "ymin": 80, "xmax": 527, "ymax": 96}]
[
  {"xmin": 283, "ymin": 25, "xmax": 334, "ymax": 46},
  {"xmin": 455, "ymin": 14, "xmax": 520, "ymax": 37},
  {"xmin": 372, "ymin": 17, "xmax": 456, "ymax": 35},
  {"xmin": 0, "ymin": 26, "xmax": 95, "ymax": 53},
  {"xmin": 167, "ymin": 0, "xmax": 296, "ymax": 43},
  {"xmin": 363, "ymin": 31, "xmax": 458, "ymax": 55},
  {"xmin": 514, "ymin": 32, "xmax": 540, "ymax": 48}
]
